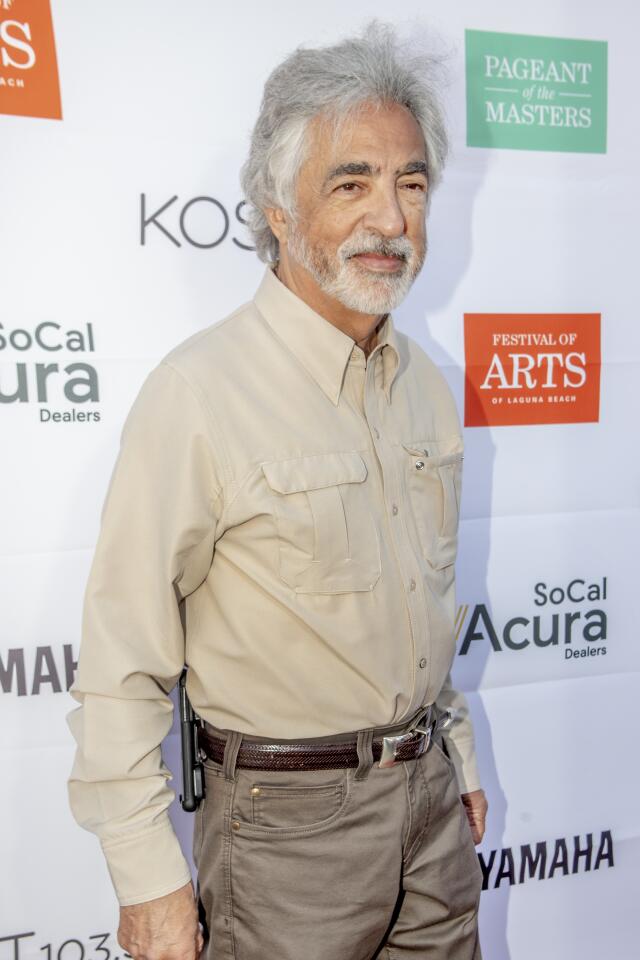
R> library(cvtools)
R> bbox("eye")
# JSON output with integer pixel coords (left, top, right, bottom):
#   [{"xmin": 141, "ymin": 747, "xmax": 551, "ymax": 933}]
[
  {"xmin": 401, "ymin": 181, "xmax": 427, "ymax": 192},
  {"xmin": 335, "ymin": 181, "xmax": 362, "ymax": 194}
]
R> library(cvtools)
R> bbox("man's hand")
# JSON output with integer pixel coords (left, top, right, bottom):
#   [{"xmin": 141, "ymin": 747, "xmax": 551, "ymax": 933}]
[
  {"xmin": 118, "ymin": 881, "xmax": 203, "ymax": 960},
  {"xmin": 460, "ymin": 789, "xmax": 488, "ymax": 844}
]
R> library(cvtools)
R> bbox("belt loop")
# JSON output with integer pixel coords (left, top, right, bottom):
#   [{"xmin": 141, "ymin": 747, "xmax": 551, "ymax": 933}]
[
  {"xmin": 355, "ymin": 728, "xmax": 375, "ymax": 781},
  {"xmin": 222, "ymin": 730, "xmax": 243, "ymax": 781}
]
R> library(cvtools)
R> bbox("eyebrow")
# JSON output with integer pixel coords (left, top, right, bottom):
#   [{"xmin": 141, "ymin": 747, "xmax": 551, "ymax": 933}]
[
  {"xmin": 323, "ymin": 159, "xmax": 428, "ymax": 186},
  {"xmin": 401, "ymin": 160, "xmax": 428, "ymax": 176}
]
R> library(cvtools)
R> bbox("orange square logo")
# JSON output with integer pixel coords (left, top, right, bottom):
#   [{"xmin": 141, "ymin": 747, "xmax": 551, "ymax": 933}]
[
  {"xmin": 464, "ymin": 313, "xmax": 601, "ymax": 427},
  {"xmin": 0, "ymin": 0, "xmax": 61, "ymax": 120}
]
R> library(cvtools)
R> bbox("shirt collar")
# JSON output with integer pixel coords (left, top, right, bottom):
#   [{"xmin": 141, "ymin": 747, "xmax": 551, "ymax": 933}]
[{"xmin": 253, "ymin": 267, "xmax": 400, "ymax": 405}]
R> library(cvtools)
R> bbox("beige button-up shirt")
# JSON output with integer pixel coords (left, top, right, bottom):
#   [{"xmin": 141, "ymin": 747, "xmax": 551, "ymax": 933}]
[{"xmin": 68, "ymin": 266, "xmax": 481, "ymax": 906}]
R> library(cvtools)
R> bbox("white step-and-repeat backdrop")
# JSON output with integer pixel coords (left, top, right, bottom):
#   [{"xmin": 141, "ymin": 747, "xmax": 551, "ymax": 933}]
[{"xmin": 2, "ymin": 1, "xmax": 638, "ymax": 957}]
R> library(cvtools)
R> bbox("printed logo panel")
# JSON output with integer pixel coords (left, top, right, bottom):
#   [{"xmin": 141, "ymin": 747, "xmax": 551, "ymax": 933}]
[
  {"xmin": 464, "ymin": 313, "xmax": 601, "ymax": 427},
  {"xmin": 0, "ymin": 319, "xmax": 101, "ymax": 423},
  {"xmin": 479, "ymin": 830, "xmax": 614, "ymax": 891},
  {"xmin": 0, "ymin": 0, "xmax": 61, "ymax": 120},
  {"xmin": 465, "ymin": 29, "xmax": 607, "ymax": 153},
  {"xmin": 456, "ymin": 576, "xmax": 609, "ymax": 663}
]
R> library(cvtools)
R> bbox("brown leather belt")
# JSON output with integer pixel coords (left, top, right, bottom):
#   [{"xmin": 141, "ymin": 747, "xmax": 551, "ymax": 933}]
[{"xmin": 198, "ymin": 710, "xmax": 439, "ymax": 772}]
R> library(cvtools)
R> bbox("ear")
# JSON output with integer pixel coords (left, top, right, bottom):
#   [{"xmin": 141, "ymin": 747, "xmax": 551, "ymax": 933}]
[{"xmin": 264, "ymin": 206, "xmax": 289, "ymax": 245}]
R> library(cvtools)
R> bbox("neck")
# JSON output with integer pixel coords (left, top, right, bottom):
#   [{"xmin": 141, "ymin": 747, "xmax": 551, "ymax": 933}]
[{"xmin": 274, "ymin": 258, "xmax": 385, "ymax": 358}]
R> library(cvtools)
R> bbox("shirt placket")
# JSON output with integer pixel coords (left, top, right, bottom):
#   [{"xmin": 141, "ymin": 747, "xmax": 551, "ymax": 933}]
[{"xmin": 364, "ymin": 346, "xmax": 430, "ymax": 716}]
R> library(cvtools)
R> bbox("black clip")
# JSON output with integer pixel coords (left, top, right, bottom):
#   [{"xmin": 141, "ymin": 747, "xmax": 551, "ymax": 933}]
[{"xmin": 179, "ymin": 668, "xmax": 205, "ymax": 812}]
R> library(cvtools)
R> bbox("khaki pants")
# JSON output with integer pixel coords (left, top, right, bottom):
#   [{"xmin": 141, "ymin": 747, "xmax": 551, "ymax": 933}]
[{"xmin": 194, "ymin": 730, "xmax": 483, "ymax": 960}]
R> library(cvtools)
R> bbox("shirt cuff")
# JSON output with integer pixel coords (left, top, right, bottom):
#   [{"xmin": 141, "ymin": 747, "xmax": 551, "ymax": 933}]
[
  {"xmin": 101, "ymin": 814, "xmax": 193, "ymax": 907},
  {"xmin": 442, "ymin": 734, "xmax": 483, "ymax": 795}
]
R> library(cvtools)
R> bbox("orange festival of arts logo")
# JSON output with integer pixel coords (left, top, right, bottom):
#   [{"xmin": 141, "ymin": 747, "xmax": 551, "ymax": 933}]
[
  {"xmin": 464, "ymin": 313, "xmax": 601, "ymax": 427},
  {"xmin": 0, "ymin": 0, "xmax": 62, "ymax": 119}
]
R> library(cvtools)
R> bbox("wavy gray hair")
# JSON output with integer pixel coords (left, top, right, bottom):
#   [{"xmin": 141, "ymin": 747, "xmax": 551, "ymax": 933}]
[{"xmin": 240, "ymin": 21, "xmax": 449, "ymax": 264}]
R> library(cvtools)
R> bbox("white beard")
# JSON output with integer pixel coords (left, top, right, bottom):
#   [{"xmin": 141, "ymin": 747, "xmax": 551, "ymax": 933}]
[{"xmin": 287, "ymin": 226, "xmax": 425, "ymax": 314}]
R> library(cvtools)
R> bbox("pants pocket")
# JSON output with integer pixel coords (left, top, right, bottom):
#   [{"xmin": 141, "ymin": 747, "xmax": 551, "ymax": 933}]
[
  {"xmin": 233, "ymin": 767, "xmax": 350, "ymax": 835},
  {"xmin": 250, "ymin": 782, "xmax": 344, "ymax": 828}
]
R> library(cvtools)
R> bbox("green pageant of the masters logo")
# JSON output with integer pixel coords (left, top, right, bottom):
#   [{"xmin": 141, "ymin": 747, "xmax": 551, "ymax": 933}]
[{"xmin": 466, "ymin": 29, "xmax": 607, "ymax": 153}]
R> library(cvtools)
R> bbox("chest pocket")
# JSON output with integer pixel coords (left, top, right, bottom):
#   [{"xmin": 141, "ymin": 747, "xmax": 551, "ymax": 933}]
[
  {"xmin": 401, "ymin": 440, "xmax": 463, "ymax": 571},
  {"xmin": 261, "ymin": 451, "xmax": 381, "ymax": 595}
]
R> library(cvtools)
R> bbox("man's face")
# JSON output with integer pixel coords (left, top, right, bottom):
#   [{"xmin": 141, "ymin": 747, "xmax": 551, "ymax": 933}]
[{"xmin": 284, "ymin": 101, "xmax": 429, "ymax": 315}]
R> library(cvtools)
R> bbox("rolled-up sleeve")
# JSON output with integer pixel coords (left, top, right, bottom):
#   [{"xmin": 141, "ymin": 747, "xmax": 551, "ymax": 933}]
[{"xmin": 67, "ymin": 361, "xmax": 223, "ymax": 906}]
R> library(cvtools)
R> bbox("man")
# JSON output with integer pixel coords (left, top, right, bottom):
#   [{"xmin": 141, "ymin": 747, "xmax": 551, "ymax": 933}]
[{"xmin": 68, "ymin": 22, "xmax": 487, "ymax": 960}]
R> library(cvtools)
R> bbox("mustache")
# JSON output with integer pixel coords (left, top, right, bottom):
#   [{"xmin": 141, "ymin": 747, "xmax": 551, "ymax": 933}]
[{"xmin": 339, "ymin": 233, "xmax": 415, "ymax": 263}]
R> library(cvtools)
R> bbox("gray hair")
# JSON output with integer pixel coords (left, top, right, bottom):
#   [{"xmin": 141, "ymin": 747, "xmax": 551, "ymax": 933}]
[{"xmin": 240, "ymin": 21, "xmax": 449, "ymax": 264}]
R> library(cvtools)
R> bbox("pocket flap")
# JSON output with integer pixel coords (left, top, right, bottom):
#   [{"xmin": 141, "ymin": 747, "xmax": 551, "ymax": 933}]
[
  {"xmin": 262, "ymin": 451, "xmax": 367, "ymax": 494},
  {"xmin": 401, "ymin": 440, "xmax": 464, "ymax": 466}
]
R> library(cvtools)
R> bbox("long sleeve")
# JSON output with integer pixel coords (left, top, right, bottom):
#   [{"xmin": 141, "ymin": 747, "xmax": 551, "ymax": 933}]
[
  {"xmin": 435, "ymin": 672, "xmax": 482, "ymax": 794},
  {"xmin": 67, "ymin": 361, "xmax": 224, "ymax": 906}
]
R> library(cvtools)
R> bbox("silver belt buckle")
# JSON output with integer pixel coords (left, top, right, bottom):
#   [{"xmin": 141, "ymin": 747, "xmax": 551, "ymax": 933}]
[{"xmin": 379, "ymin": 708, "xmax": 433, "ymax": 768}]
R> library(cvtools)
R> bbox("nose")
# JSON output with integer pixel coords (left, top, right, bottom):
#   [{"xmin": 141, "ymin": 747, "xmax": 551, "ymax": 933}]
[{"xmin": 361, "ymin": 183, "xmax": 406, "ymax": 238}]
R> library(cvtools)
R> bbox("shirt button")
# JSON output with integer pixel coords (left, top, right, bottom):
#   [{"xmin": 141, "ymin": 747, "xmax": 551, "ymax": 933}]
[
  {"xmin": 232, "ymin": 820, "xmax": 241, "ymax": 831},
  {"xmin": 409, "ymin": 579, "xmax": 416, "ymax": 591},
  {"xmin": 392, "ymin": 504, "xmax": 399, "ymax": 515},
  {"xmin": 415, "ymin": 460, "xmax": 425, "ymax": 470},
  {"xmin": 418, "ymin": 657, "xmax": 427, "ymax": 669}
]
